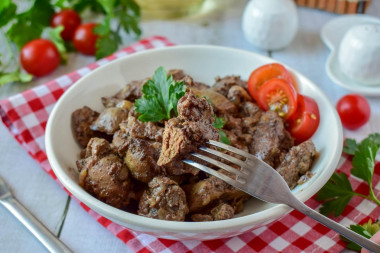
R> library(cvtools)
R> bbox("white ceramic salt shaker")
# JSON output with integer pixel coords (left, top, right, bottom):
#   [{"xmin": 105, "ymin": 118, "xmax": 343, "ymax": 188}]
[
  {"xmin": 242, "ymin": 0, "xmax": 298, "ymax": 51},
  {"xmin": 338, "ymin": 24, "xmax": 380, "ymax": 86}
]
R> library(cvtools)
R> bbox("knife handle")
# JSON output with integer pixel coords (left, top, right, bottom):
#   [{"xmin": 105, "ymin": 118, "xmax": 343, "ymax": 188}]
[{"xmin": 1, "ymin": 197, "xmax": 72, "ymax": 253}]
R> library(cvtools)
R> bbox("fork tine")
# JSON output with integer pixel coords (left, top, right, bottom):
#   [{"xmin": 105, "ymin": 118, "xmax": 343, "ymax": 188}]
[
  {"xmin": 183, "ymin": 159, "xmax": 244, "ymax": 189},
  {"xmin": 190, "ymin": 153, "xmax": 246, "ymax": 178},
  {"xmin": 198, "ymin": 146, "xmax": 248, "ymax": 170},
  {"xmin": 207, "ymin": 140, "xmax": 254, "ymax": 159}
]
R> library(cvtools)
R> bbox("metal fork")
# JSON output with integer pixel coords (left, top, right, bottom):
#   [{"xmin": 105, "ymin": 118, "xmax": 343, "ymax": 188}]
[
  {"xmin": 183, "ymin": 140, "xmax": 380, "ymax": 253},
  {"xmin": 0, "ymin": 175, "xmax": 72, "ymax": 253}
]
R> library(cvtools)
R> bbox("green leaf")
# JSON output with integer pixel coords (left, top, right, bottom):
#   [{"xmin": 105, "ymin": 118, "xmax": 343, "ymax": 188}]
[
  {"xmin": 45, "ymin": 26, "xmax": 68, "ymax": 63},
  {"xmin": 7, "ymin": 20, "xmax": 43, "ymax": 49},
  {"xmin": 116, "ymin": 0, "xmax": 141, "ymax": 36},
  {"xmin": 95, "ymin": 31, "xmax": 121, "ymax": 59},
  {"xmin": 6, "ymin": 0, "xmax": 55, "ymax": 48},
  {"xmin": 0, "ymin": 0, "xmax": 11, "ymax": 12},
  {"xmin": 72, "ymin": 0, "xmax": 104, "ymax": 14},
  {"xmin": 213, "ymin": 116, "xmax": 226, "ymax": 129},
  {"xmin": 0, "ymin": 70, "xmax": 33, "ymax": 86},
  {"xmin": 351, "ymin": 138, "xmax": 379, "ymax": 183},
  {"xmin": 134, "ymin": 66, "xmax": 186, "ymax": 122},
  {"xmin": 29, "ymin": 0, "xmax": 55, "ymax": 27},
  {"xmin": 0, "ymin": 2, "xmax": 16, "ymax": 28},
  {"xmin": 96, "ymin": 0, "xmax": 116, "ymax": 16},
  {"xmin": 93, "ymin": 18, "xmax": 111, "ymax": 36},
  {"xmin": 341, "ymin": 220, "xmax": 380, "ymax": 251},
  {"xmin": 343, "ymin": 138, "xmax": 358, "ymax": 155},
  {"xmin": 135, "ymin": 96, "xmax": 167, "ymax": 122},
  {"xmin": 316, "ymin": 172, "xmax": 356, "ymax": 217},
  {"xmin": 219, "ymin": 130, "xmax": 230, "ymax": 145},
  {"xmin": 368, "ymin": 133, "xmax": 380, "ymax": 147}
]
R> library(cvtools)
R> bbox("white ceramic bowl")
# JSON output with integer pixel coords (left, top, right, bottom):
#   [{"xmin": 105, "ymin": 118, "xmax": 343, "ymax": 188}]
[{"xmin": 46, "ymin": 45, "xmax": 343, "ymax": 240}]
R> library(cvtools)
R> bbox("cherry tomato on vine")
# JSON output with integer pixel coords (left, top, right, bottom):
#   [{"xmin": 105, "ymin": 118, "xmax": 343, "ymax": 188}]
[
  {"xmin": 247, "ymin": 63, "xmax": 296, "ymax": 101},
  {"xmin": 20, "ymin": 39, "xmax": 60, "ymax": 77},
  {"xmin": 287, "ymin": 95, "xmax": 320, "ymax": 144},
  {"xmin": 256, "ymin": 78, "xmax": 298, "ymax": 119},
  {"xmin": 51, "ymin": 9, "xmax": 81, "ymax": 41},
  {"xmin": 336, "ymin": 94, "xmax": 370, "ymax": 130},
  {"xmin": 73, "ymin": 23, "xmax": 99, "ymax": 55}
]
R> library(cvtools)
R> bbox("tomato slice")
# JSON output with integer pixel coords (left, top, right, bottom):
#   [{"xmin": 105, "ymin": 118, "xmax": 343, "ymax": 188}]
[
  {"xmin": 288, "ymin": 95, "xmax": 320, "ymax": 144},
  {"xmin": 247, "ymin": 63, "xmax": 295, "ymax": 101},
  {"xmin": 256, "ymin": 78, "xmax": 298, "ymax": 119}
]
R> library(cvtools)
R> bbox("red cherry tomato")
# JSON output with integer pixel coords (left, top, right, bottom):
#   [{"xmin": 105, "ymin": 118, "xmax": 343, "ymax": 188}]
[
  {"xmin": 73, "ymin": 23, "xmax": 99, "ymax": 55},
  {"xmin": 288, "ymin": 95, "xmax": 320, "ymax": 144},
  {"xmin": 20, "ymin": 39, "xmax": 60, "ymax": 77},
  {"xmin": 336, "ymin": 94, "xmax": 370, "ymax": 130},
  {"xmin": 256, "ymin": 78, "xmax": 298, "ymax": 119},
  {"xmin": 248, "ymin": 63, "xmax": 296, "ymax": 101},
  {"xmin": 51, "ymin": 9, "xmax": 81, "ymax": 41}
]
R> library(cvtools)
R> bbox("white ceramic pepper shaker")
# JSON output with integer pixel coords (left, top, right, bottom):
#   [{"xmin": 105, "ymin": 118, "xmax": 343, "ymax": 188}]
[{"xmin": 242, "ymin": 0, "xmax": 298, "ymax": 51}]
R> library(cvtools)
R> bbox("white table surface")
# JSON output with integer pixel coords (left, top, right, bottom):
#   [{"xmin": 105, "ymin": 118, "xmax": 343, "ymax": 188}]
[{"xmin": 1, "ymin": 1, "xmax": 379, "ymax": 252}]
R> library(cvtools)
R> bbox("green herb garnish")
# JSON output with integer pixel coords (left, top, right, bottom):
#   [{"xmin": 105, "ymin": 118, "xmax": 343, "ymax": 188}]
[
  {"xmin": 213, "ymin": 116, "xmax": 230, "ymax": 145},
  {"xmin": 93, "ymin": 0, "xmax": 141, "ymax": 59},
  {"xmin": 341, "ymin": 219, "xmax": 380, "ymax": 251},
  {"xmin": 135, "ymin": 66, "xmax": 186, "ymax": 122},
  {"xmin": 316, "ymin": 133, "xmax": 380, "ymax": 217}
]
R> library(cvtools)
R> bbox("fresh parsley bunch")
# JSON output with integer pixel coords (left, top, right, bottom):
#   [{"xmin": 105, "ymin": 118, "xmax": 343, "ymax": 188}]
[
  {"xmin": 0, "ymin": 0, "xmax": 141, "ymax": 85},
  {"xmin": 316, "ymin": 133, "xmax": 380, "ymax": 217}
]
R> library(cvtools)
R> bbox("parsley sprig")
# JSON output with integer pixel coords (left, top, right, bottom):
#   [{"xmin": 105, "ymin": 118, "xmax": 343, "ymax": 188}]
[
  {"xmin": 92, "ymin": 0, "xmax": 141, "ymax": 59},
  {"xmin": 135, "ymin": 67, "xmax": 186, "ymax": 122},
  {"xmin": 341, "ymin": 219, "xmax": 380, "ymax": 251},
  {"xmin": 213, "ymin": 116, "xmax": 230, "ymax": 145},
  {"xmin": 316, "ymin": 133, "xmax": 380, "ymax": 217},
  {"xmin": 0, "ymin": 0, "xmax": 141, "ymax": 85}
]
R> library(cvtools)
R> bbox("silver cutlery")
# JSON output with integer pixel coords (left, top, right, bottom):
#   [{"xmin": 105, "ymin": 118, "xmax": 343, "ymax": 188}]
[
  {"xmin": 184, "ymin": 140, "xmax": 380, "ymax": 253},
  {"xmin": 0, "ymin": 175, "xmax": 72, "ymax": 253}
]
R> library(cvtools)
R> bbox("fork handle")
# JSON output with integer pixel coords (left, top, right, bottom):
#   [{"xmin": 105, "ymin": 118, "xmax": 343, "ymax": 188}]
[
  {"xmin": 290, "ymin": 199, "xmax": 380, "ymax": 253},
  {"xmin": 1, "ymin": 197, "xmax": 72, "ymax": 253}
]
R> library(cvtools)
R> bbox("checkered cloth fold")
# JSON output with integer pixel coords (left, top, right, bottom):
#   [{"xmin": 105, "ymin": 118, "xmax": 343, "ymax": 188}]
[{"xmin": 1, "ymin": 36, "xmax": 379, "ymax": 253}]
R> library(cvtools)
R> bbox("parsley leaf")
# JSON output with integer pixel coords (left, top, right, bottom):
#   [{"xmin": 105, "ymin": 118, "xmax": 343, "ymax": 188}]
[
  {"xmin": 343, "ymin": 133, "xmax": 380, "ymax": 155},
  {"xmin": 45, "ymin": 26, "xmax": 68, "ymax": 64},
  {"xmin": 212, "ymin": 116, "xmax": 230, "ymax": 145},
  {"xmin": 93, "ymin": 0, "xmax": 141, "ymax": 59},
  {"xmin": 0, "ymin": 0, "xmax": 16, "ymax": 28},
  {"xmin": 343, "ymin": 138, "xmax": 358, "ymax": 155},
  {"xmin": 341, "ymin": 219, "xmax": 380, "ymax": 251},
  {"xmin": 0, "ymin": 69, "xmax": 32, "ymax": 86},
  {"xmin": 6, "ymin": 0, "xmax": 55, "ymax": 49},
  {"xmin": 317, "ymin": 133, "xmax": 380, "ymax": 217},
  {"xmin": 135, "ymin": 67, "xmax": 186, "ymax": 122},
  {"xmin": 218, "ymin": 130, "xmax": 231, "ymax": 145},
  {"xmin": 351, "ymin": 137, "xmax": 379, "ymax": 183},
  {"xmin": 316, "ymin": 172, "xmax": 356, "ymax": 217},
  {"xmin": 213, "ymin": 116, "xmax": 226, "ymax": 129}
]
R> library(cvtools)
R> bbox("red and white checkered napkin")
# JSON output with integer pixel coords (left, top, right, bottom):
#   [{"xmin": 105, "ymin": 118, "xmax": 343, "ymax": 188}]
[{"xmin": 1, "ymin": 36, "xmax": 379, "ymax": 253}]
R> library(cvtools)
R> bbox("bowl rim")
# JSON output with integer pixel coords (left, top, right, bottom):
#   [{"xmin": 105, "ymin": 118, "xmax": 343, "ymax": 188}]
[{"xmin": 46, "ymin": 44, "xmax": 343, "ymax": 234}]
